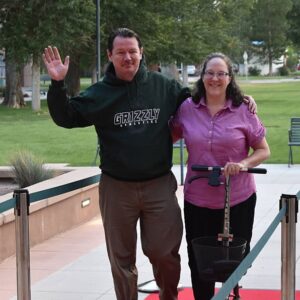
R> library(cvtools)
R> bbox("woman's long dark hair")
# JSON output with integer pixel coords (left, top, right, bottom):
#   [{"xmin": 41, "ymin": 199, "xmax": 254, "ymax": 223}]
[{"xmin": 192, "ymin": 53, "xmax": 244, "ymax": 106}]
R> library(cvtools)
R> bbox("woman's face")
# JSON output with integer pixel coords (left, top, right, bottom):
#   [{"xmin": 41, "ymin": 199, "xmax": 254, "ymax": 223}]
[{"xmin": 202, "ymin": 57, "xmax": 231, "ymax": 100}]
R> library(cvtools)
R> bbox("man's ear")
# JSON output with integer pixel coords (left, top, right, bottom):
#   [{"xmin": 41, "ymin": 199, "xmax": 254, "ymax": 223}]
[{"xmin": 107, "ymin": 49, "xmax": 112, "ymax": 61}]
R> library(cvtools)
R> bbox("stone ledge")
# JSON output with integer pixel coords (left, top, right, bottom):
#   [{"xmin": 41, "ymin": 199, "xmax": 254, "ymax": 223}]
[{"xmin": 0, "ymin": 166, "xmax": 101, "ymax": 262}]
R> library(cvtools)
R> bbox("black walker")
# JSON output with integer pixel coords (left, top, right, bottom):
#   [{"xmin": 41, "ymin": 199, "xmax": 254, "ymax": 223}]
[{"xmin": 189, "ymin": 165, "xmax": 267, "ymax": 300}]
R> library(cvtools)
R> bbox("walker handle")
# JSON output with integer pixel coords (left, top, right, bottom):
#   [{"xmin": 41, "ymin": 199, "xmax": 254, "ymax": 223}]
[
  {"xmin": 191, "ymin": 165, "xmax": 267, "ymax": 174},
  {"xmin": 191, "ymin": 165, "xmax": 220, "ymax": 172},
  {"xmin": 241, "ymin": 167, "xmax": 267, "ymax": 174}
]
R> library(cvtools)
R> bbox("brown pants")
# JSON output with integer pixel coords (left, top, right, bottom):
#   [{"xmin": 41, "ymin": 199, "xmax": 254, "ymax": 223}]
[{"xmin": 99, "ymin": 172, "xmax": 183, "ymax": 300}]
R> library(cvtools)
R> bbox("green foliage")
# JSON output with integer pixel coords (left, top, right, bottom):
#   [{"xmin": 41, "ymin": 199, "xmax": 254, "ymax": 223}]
[
  {"xmin": 248, "ymin": 66, "xmax": 262, "ymax": 76},
  {"xmin": 0, "ymin": 1, "xmax": 96, "ymax": 105},
  {"xmin": 0, "ymin": 87, "xmax": 5, "ymax": 97},
  {"xmin": 1, "ymin": 0, "xmax": 300, "ymax": 77},
  {"xmin": 249, "ymin": 0, "xmax": 293, "ymax": 73},
  {"xmin": 285, "ymin": 47, "xmax": 299, "ymax": 71},
  {"xmin": 214, "ymin": 0, "xmax": 256, "ymax": 64},
  {"xmin": 278, "ymin": 65, "xmax": 290, "ymax": 76},
  {"xmin": 1, "ymin": 0, "xmax": 299, "ymax": 83},
  {"xmin": 0, "ymin": 1, "xmax": 95, "ymax": 66},
  {"xmin": 287, "ymin": 0, "xmax": 300, "ymax": 47},
  {"xmin": 286, "ymin": 56, "xmax": 299, "ymax": 71},
  {"xmin": 10, "ymin": 150, "xmax": 54, "ymax": 188},
  {"xmin": 100, "ymin": 0, "xmax": 255, "ymax": 66}
]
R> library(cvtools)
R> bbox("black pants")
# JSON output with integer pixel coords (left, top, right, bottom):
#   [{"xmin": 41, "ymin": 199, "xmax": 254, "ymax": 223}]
[{"xmin": 184, "ymin": 193, "xmax": 256, "ymax": 300}]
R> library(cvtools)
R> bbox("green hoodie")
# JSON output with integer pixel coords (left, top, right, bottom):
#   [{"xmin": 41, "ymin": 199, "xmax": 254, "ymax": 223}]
[{"xmin": 47, "ymin": 60, "xmax": 190, "ymax": 181}]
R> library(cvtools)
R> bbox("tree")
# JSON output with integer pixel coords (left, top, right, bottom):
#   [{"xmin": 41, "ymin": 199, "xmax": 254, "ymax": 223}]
[
  {"xmin": 215, "ymin": 0, "xmax": 255, "ymax": 66},
  {"xmin": 249, "ymin": 0, "xmax": 293, "ymax": 75},
  {"xmin": 0, "ymin": 0, "xmax": 95, "ymax": 109},
  {"xmin": 4, "ymin": 53, "xmax": 24, "ymax": 108},
  {"xmin": 287, "ymin": 0, "xmax": 300, "ymax": 48},
  {"xmin": 57, "ymin": 1, "xmax": 96, "ymax": 96},
  {"xmin": 0, "ymin": 2, "xmax": 27, "ymax": 107},
  {"xmin": 25, "ymin": 0, "xmax": 95, "ymax": 107},
  {"xmin": 0, "ymin": 0, "xmax": 265, "ymax": 110},
  {"xmin": 100, "ymin": 0, "xmax": 244, "ymax": 83}
]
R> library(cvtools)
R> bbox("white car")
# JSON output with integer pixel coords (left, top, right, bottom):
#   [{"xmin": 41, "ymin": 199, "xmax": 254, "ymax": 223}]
[
  {"xmin": 187, "ymin": 65, "xmax": 196, "ymax": 75},
  {"xmin": 178, "ymin": 65, "xmax": 196, "ymax": 76}
]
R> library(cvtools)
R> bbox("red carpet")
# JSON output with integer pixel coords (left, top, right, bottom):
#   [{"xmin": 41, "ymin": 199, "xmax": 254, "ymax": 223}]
[{"xmin": 145, "ymin": 288, "xmax": 300, "ymax": 299}]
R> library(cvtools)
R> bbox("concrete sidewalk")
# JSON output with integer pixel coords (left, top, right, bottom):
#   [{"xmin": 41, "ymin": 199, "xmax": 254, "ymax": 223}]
[{"xmin": 0, "ymin": 164, "xmax": 299, "ymax": 299}]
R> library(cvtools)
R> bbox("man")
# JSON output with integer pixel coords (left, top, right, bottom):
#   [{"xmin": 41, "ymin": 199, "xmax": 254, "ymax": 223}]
[{"xmin": 43, "ymin": 28, "xmax": 190, "ymax": 300}]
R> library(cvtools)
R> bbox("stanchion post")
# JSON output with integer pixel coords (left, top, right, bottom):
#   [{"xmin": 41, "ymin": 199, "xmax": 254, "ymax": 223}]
[
  {"xmin": 14, "ymin": 189, "xmax": 31, "ymax": 300},
  {"xmin": 179, "ymin": 139, "xmax": 184, "ymax": 185},
  {"xmin": 280, "ymin": 194, "xmax": 298, "ymax": 300}
]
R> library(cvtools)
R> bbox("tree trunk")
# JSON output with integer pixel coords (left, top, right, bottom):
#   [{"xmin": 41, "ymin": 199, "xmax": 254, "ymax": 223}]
[
  {"xmin": 65, "ymin": 55, "xmax": 81, "ymax": 97},
  {"xmin": 268, "ymin": 50, "xmax": 273, "ymax": 75},
  {"xmin": 2, "ymin": 55, "xmax": 25, "ymax": 108},
  {"xmin": 182, "ymin": 64, "xmax": 189, "ymax": 87},
  {"xmin": 91, "ymin": 66, "xmax": 97, "ymax": 85},
  {"xmin": 32, "ymin": 56, "xmax": 41, "ymax": 111}
]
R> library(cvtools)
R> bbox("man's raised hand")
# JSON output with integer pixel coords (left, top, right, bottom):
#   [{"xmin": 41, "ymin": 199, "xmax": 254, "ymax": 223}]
[{"xmin": 42, "ymin": 46, "xmax": 69, "ymax": 81}]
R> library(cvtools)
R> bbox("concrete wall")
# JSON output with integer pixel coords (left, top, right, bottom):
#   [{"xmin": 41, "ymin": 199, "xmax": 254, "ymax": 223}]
[{"xmin": 0, "ymin": 167, "xmax": 101, "ymax": 263}]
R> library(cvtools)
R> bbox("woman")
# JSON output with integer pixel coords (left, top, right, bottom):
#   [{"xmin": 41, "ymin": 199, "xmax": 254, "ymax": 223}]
[{"xmin": 170, "ymin": 53, "xmax": 270, "ymax": 300}]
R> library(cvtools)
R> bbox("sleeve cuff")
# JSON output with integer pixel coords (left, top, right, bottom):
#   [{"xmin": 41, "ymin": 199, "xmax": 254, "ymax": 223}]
[{"xmin": 50, "ymin": 80, "xmax": 65, "ymax": 88}]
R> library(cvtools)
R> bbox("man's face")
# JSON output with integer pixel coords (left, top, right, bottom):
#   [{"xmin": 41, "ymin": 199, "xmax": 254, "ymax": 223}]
[{"xmin": 107, "ymin": 36, "xmax": 143, "ymax": 82}]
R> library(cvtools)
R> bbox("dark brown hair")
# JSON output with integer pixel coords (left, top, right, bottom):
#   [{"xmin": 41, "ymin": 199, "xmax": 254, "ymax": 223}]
[
  {"xmin": 192, "ymin": 52, "xmax": 244, "ymax": 106},
  {"xmin": 107, "ymin": 28, "xmax": 142, "ymax": 52}
]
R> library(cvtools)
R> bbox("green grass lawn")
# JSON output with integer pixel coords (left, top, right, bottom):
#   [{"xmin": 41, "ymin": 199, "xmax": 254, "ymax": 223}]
[
  {"xmin": 0, "ymin": 102, "xmax": 97, "ymax": 166},
  {"xmin": 1, "ymin": 80, "xmax": 300, "ymax": 166},
  {"xmin": 241, "ymin": 81, "xmax": 300, "ymax": 164}
]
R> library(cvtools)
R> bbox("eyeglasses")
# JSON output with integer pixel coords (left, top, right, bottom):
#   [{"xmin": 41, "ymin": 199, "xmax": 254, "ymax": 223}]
[{"xmin": 203, "ymin": 71, "xmax": 230, "ymax": 79}]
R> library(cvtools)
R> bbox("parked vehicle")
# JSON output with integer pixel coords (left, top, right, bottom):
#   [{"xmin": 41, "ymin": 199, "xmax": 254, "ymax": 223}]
[
  {"xmin": 187, "ymin": 65, "xmax": 196, "ymax": 75},
  {"xmin": 177, "ymin": 65, "xmax": 197, "ymax": 76}
]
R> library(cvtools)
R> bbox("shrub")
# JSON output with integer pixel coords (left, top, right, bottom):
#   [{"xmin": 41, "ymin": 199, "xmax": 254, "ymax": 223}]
[
  {"xmin": 277, "ymin": 65, "xmax": 290, "ymax": 76},
  {"xmin": 10, "ymin": 151, "xmax": 54, "ymax": 188},
  {"xmin": 0, "ymin": 86, "xmax": 5, "ymax": 98},
  {"xmin": 248, "ymin": 66, "xmax": 261, "ymax": 76},
  {"xmin": 286, "ymin": 56, "xmax": 298, "ymax": 71}
]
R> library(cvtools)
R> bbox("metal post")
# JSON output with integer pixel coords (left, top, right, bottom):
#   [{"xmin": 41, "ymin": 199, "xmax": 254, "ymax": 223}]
[
  {"xmin": 243, "ymin": 51, "xmax": 248, "ymax": 81},
  {"xmin": 14, "ymin": 189, "xmax": 31, "ymax": 300},
  {"xmin": 280, "ymin": 194, "xmax": 298, "ymax": 300},
  {"xmin": 96, "ymin": 0, "xmax": 101, "ymax": 82},
  {"xmin": 179, "ymin": 139, "xmax": 184, "ymax": 185}
]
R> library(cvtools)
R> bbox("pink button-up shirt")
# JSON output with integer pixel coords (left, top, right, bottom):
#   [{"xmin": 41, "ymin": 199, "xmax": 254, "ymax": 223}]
[{"xmin": 170, "ymin": 97, "xmax": 266, "ymax": 209}]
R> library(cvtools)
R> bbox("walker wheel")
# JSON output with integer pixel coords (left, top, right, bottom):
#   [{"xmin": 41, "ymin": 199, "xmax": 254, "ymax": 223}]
[{"xmin": 232, "ymin": 284, "xmax": 241, "ymax": 299}]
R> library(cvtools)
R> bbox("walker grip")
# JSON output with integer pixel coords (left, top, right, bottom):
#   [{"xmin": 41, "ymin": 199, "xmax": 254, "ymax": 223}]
[
  {"xmin": 191, "ymin": 165, "xmax": 267, "ymax": 174},
  {"xmin": 242, "ymin": 167, "xmax": 267, "ymax": 174}
]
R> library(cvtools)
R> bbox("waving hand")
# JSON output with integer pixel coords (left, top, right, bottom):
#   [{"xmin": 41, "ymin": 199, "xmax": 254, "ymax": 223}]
[{"xmin": 42, "ymin": 46, "xmax": 69, "ymax": 81}]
